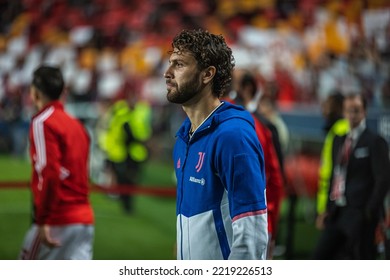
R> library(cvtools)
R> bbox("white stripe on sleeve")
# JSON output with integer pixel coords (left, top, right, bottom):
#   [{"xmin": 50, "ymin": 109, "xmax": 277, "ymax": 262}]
[{"xmin": 32, "ymin": 106, "xmax": 54, "ymax": 190}]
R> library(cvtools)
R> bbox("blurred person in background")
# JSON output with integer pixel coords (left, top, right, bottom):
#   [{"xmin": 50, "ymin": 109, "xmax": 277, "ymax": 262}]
[
  {"xmin": 165, "ymin": 29, "xmax": 268, "ymax": 260},
  {"xmin": 0, "ymin": 73, "xmax": 30, "ymax": 158},
  {"xmin": 258, "ymin": 85, "xmax": 290, "ymax": 157},
  {"xmin": 258, "ymin": 79, "xmax": 292, "ymax": 259},
  {"xmin": 312, "ymin": 93, "xmax": 390, "ymax": 259},
  {"xmin": 232, "ymin": 71, "xmax": 284, "ymax": 259},
  {"xmin": 97, "ymin": 93, "xmax": 152, "ymax": 215},
  {"xmin": 19, "ymin": 65, "xmax": 94, "ymax": 260},
  {"xmin": 315, "ymin": 92, "xmax": 349, "ymax": 230}
]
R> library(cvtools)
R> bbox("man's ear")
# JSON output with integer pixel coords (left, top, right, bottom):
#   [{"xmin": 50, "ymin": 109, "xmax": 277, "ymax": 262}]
[
  {"xmin": 30, "ymin": 87, "xmax": 39, "ymax": 100},
  {"xmin": 202, "ymin": 66, "xmax": 216, "ymax": 84},
  {"xmin": 30, "ymin": 86, "xmax": 42, "ymax": 106}
]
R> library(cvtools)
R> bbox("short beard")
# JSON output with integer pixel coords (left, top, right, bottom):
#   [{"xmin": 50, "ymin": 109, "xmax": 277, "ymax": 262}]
[{"xmin": 167, "ymin": 72, "xmax": 203, "ymax": 104}]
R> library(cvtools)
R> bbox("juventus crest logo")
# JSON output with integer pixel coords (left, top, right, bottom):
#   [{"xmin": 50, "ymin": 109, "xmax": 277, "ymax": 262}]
[{"xmin": 195, "ymin": 152, "xmax": 205, "ymax": 172}]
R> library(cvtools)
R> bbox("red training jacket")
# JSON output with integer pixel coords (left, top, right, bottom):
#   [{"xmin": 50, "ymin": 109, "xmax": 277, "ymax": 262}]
[
  {"xmin": 29, "ymin": 101, "xmax": 94, "ymax": 225},
  {"xmin": 252, "ymin": 115, "xmax": 284, "ymax": 239}
]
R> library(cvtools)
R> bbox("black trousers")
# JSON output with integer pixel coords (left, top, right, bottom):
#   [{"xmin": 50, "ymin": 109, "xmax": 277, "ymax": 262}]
[
  {"xmin": 312, "ymin": 207, "xmax": 378, "ymax": 259},
  {"xmin": 109, "ymin": 160, "xmax": 141, "ymax": 214}
]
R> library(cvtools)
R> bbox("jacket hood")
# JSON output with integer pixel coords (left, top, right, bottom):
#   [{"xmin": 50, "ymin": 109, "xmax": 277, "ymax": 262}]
[{"xmin": 176, "ymin": 101, "xmax": 255, "ymax": 141}]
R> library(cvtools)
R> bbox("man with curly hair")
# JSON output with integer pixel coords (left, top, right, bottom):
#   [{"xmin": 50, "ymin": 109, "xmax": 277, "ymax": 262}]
[{"xmin": 164, "ymin": 29, "xmax": 268, "ymax": 260}]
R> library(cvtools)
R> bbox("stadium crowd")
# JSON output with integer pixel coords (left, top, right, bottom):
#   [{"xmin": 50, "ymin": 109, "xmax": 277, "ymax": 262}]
[{"xmin": 0, "ymin": 0, "xmax": 389, "ymax": 159}]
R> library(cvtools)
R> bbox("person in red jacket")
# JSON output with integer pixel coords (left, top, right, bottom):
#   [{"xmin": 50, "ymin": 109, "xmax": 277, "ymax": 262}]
[
  {"xmin": 229, "ymin": 71, "xmax": 284, "ymax": 259},
  {"xmin": 19, "ymin": 65, "xmax": 94, "ymax": 260}
]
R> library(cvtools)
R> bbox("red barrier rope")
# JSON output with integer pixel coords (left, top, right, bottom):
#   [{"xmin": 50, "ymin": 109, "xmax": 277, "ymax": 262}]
[
  {"xmin": 0, "ymin": 181, "xmax": 176, "ymax": 198},
  {"xmin": 0, "ymin": 181, "xmax": 29, "ymax": 188}
]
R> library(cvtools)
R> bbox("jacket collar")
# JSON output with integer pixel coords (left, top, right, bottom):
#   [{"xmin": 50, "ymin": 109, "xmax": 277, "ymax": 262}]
[{"xmin": 33, "ymin": 100, "xmax": 63, "ymax": 117}]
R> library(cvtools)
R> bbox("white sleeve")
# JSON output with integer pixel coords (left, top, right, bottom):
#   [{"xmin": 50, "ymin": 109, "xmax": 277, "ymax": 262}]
[{"xmin": 229, "ymin": 213, "xmax": 268, "ymax": 260}]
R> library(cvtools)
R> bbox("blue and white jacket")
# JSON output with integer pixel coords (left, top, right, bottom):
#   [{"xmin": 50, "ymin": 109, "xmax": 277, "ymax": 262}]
[{"xmin": 174, "ymin": 101, "xmax": 268, "ymax": 260}]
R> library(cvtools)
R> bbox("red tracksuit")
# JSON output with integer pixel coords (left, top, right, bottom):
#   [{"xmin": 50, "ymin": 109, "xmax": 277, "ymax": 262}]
[
  {"xmin": 29, "ymin": 101, "xmax": 94, "ymax": 225},
  {"xmin": 252, "ymin": 116, "xmax": 284, "ymax": 239}
]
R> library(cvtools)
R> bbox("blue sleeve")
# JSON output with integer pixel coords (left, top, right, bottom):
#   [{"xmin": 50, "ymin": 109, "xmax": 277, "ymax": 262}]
[{"xmin": 214, "ymin": 120, "xmax": 267, "ymax": 218}]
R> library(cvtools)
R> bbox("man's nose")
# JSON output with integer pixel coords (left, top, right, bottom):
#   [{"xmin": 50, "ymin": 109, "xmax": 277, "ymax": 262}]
[{"xmin": 164, "ymin": 65, "xmax": 174, "ymax": 79}]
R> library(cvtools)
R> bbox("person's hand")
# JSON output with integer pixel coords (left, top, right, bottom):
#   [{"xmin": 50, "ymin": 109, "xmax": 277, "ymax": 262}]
[
  {"xmin": 38, "ymin": 225, "xmax": 61, "ymax": 247},
  {"xmin": 315, "ymin": 213, "xmax": 328, "ymax": 230}
]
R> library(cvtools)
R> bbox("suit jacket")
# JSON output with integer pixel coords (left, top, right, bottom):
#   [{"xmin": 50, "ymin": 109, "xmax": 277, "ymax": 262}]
[{"xmin": 328, "ymin": 128, "xmax": 390, "ymax": 226}]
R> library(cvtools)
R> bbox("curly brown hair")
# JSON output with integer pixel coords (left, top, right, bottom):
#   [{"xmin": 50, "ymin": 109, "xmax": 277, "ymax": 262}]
[{"xmin": 171, "ymin": 29, "xmax": 235, "ymax": 97}]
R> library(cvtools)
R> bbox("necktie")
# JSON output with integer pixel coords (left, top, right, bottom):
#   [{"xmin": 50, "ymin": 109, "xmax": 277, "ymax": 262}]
[
  {"xmin": 330, "ymin": 135, "xmax": 353, "ymax": 205},
  {"xmin": 341, "ymin": 136, "xmax": 353, "ymax": 165}
]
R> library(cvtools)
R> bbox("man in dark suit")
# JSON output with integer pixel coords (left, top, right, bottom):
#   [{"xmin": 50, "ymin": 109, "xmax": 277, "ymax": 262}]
[{"xmin": 313, "ymin": 93, "xmax": 390, "ymax": 259}]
